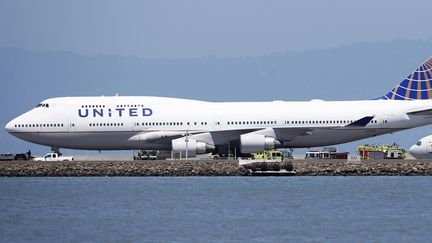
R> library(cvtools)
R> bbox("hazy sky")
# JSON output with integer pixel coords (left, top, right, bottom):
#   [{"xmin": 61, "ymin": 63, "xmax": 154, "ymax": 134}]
[
  {"xmin": 1, "ymin": 1, "xmax": 432, "ymax": 156},
  {"xmin": 1, "ymin": 0, "xmax": 431, "ymax": 58}
]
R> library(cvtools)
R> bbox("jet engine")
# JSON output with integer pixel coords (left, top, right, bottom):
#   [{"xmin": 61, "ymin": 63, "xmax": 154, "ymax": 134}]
[
  {"xmin": 171, "ymin": 138, "xmax": 215, "ymax": 157},
  {"xmin": 240, "ymin": 133, "xmax": 280, "ymax": 153}
]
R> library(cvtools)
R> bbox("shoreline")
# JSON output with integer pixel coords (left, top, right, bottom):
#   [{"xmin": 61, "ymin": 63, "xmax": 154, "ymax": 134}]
[{"xmin": 1, "ymin": 159, "xmax": 432, "ymax": 177}]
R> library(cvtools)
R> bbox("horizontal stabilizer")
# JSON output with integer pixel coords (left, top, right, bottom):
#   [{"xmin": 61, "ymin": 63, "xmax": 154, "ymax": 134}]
[
  {"xmin": 346, "ymin": 116, "xmax": 374, "ymax": 127},
  {"xmin": 407, "ymin": 108, "xmax": 432, "ymax": 116}
]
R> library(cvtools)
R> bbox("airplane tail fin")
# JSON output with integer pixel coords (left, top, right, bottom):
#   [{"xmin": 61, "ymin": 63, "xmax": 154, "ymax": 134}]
[{"xmin": 379, "ymin": 57, "xmax": 432, "ymax": 100}]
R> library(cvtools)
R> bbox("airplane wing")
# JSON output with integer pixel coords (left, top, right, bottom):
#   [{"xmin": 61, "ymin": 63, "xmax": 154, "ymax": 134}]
[
  {"xmin": 268, "ymin": 116, "xmax": 375, "ymax": 142},
  {"xmin": 128, "ymin": 130, "xmax": 201, "ymax": 143},
  {"xmin": 129, "ymin": 116, "xmax": 375, "ymax": 148}
]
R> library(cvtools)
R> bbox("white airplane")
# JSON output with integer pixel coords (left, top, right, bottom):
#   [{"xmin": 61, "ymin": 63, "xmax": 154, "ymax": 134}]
[
  {"xmin": 5, "ymin": 57, "xmax": 432, "ymax": 156},
  {"xmin": 409, "ymin": 135, "xmax": 432, "ymax": 159}
]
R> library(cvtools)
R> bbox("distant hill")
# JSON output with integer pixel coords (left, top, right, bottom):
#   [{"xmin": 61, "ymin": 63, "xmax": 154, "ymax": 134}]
[{"xmin": 1, "ymin": 39, "xmax": 431, "ymax": 155}]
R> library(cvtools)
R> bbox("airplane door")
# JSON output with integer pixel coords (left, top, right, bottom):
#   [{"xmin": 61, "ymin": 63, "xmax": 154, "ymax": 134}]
[
  {"xmin": 68, "ymin": 119, "xmax": 76, "ymax": 132},
  {"xmin": 380, "ymin": 115, "xmax": 389, "ymax": 129},
  {"xmin": 427, "ymin": 141, "xmax": 432, "ymax": 153},
  {"xmin": 213, "ymin": 116, "xmax": 222, "ymax": 130},
  {"xmin": 132, "ymin": 120, "xmax": 140, "ymax": 131}
]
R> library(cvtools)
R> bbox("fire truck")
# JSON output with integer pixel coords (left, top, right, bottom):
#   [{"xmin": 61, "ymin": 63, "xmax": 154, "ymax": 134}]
[{"xmin": 357, "ymin": 144, "xmax": 407, "ymax": 159}]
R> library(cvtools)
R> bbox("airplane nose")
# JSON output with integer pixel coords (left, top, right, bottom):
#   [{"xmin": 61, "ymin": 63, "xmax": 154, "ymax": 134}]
[
  {"xmin": 5, "ymin": 120, "xmax": 14, "ymax": 133},
  {"xmin": 408, "ymin": 144, "xmax": 421, "ymax": 159}
]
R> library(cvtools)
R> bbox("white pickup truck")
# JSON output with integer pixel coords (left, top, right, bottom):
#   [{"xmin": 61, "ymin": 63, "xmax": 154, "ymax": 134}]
[{"xmin": 33, "ymin": 153, "xmax": 74, "ymax": 161}]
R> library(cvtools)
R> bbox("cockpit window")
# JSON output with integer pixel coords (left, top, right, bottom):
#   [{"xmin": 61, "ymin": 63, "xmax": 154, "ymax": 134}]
[
  {"xmin": 416, "ymin": 141, "xmax": 422, "ymax": 146},
  {"xmin": 36, "ymin": 103, "xmax": 49, "ymax": 108}
]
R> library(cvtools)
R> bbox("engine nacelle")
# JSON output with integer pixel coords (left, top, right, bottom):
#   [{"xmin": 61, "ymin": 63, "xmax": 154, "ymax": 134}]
[
  {"xmin": 240, "ymin": 133, "xmax": 278, "ymax": 154},
  {"xmin": 172, "ymin": 138, "xmax": 215, "ymax": 157}
]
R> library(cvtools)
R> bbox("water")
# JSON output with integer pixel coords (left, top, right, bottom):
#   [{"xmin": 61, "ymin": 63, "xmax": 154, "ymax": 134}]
[{"xmin": 1, "ymin": 177, "xmax": 432, "ymax": 242}]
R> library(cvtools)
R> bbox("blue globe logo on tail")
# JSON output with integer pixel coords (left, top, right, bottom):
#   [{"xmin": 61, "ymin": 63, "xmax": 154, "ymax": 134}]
[{"xmin": 380, "ymin": 57, "xmax": 432, "ymax": 100}]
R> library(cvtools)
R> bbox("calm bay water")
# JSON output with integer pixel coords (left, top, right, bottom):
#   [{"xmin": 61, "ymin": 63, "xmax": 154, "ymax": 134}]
[{"xmin": 1, "ymin": 177, "xmax": 432, "ymax": 242}]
